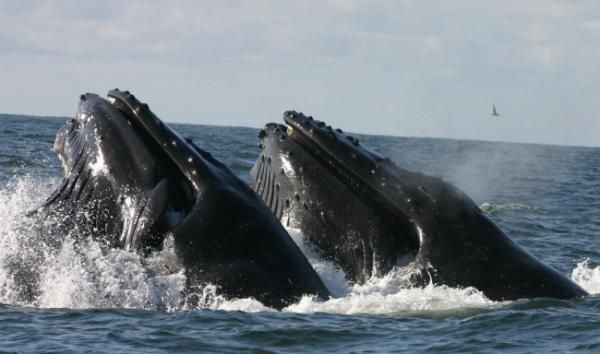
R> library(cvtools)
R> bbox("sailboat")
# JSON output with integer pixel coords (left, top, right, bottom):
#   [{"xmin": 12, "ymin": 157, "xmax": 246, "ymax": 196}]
[{"xmin": 492, "ymin": 105, "xmax": 500, "ymax": 116}]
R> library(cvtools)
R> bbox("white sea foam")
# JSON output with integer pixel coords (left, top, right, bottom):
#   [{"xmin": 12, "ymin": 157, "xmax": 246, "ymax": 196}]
[
  {"xmin": 284, "ymin": 227, "xmax": 496, "ymax": 314},
  {"xmin": 37, "ymin": 237, "xmax": 186, "ymax": 310},
  {"xmin": 286, "ymin": 284, "xmax": 495, "ymax": 315},
  {"xmin": 0, "ymin": 175, "xmax": 497, "ymax": 313},
  {"xmin": 0, "ymin": 174, "xmax": 186, "ymax": 311},
  {"xmin": 479, "ymin": 202, "xmax": 547, "ymax": 214},
  {"xmin": 285, "ymin": 227, "xmax": 349, "ymax": 297},
  {"xmin": 7, "ymin": 174, "xmax": 597, "ymax": 315},
  {"xmin": 210, "ymin": 296, "xmax": 275, "ymax": 313},
  {"xmin": 571, "ymin": 259, "xmax": 600, "ymax": 295}
]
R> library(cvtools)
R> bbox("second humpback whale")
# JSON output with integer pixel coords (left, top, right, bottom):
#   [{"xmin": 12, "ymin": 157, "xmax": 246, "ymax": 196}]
[
  {"xmin": 250, "ymin": 111, "xmax": 587, "ymax": 301},
  {"xmin": 35, "ymin": 92, "xmax": 330, "ymax": 309}
]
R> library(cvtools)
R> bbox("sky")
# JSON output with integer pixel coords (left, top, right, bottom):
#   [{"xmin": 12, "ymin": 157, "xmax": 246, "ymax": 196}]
[{"xmin": 0, "ymin": 0, "xmax": 599, "ymax": 147}]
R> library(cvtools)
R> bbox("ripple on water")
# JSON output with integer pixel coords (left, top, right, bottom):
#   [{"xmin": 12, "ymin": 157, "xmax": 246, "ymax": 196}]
[{"xmin": 0, "ymin": 118, "xmax": 598, "ymax": 353}]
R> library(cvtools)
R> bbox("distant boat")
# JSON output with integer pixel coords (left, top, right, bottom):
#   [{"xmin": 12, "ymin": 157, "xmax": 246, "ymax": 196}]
[{"xmin": 492, "ymin": 105, "xmax": 500, "ymax": 116}]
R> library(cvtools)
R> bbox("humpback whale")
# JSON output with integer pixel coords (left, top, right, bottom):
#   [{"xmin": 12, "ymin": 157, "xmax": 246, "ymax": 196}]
[
  {"xmin": 250, "ymin": 111, "xmax": 588, "ymax": 301},
  {"xmin": 38, "ymin": 92, "xmax": 330, "ymax": 309}
]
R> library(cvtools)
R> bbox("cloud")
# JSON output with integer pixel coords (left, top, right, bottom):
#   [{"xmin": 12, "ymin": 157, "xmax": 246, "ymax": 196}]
[{"xmin": 0, "ymin": 0, "xmax": 598, "ymax": 146}]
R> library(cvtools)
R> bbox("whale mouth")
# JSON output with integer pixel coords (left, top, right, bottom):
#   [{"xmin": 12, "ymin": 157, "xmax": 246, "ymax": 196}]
[
  {"xmin": 104, "ymin": 90, "xmax": 198, "ymax": 214},
  {"xmin": 47, "ymin": 91, "xmax": 205, "ymax": 251},
  {"xmin": 256, "ymin": 112, "xmax": 422, "ymax": 278},
  {"xmin": 281, "ymin": 111, "xmax": 391, "ymax": 204}
]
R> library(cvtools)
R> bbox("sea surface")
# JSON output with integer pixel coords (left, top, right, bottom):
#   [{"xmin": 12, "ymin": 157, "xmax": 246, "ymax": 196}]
[{"xmin": 0, "ymin": 113, "xmax": 598, "ymax": 353}]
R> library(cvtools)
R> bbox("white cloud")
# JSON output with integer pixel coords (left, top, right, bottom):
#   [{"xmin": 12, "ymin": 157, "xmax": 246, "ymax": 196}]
[{"xmin": 0, "ymin": 0, "xmax": 598, "ymax": 146}]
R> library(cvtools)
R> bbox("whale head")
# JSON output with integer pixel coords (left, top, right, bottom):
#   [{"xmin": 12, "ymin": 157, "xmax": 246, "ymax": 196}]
[
  {"xmin": 38, "ymin": 93, "xmax": 332, "ymax": 309},
  {"xmin": 45, "ymin": 92, "xmax": 196, "ymax": 251},
  {"xmin": 251, "ymin": 111, "xmax": 588, "ymax": 300},
  {"xmin": 251, "ymin": 111, "xmax": 423, "ymax": 282}
]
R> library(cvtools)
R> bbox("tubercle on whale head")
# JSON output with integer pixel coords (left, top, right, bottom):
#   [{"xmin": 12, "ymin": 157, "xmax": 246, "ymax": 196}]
[
  {"xmin": 107, "ymin": 89, "xmax": 226, "ymax": 193},
  {"xmin": 283, "ymin": 111, "xmax": 361, "ymax": 147},
  {"xmin": 259, "ymin": 112, "xmax": 435, "ymax": 223},
  {"xmin": 253, "ymin": 112, "xmax": 425, "ymax": 281},
  {"xmin": 275, "ymin": 110, "xmax": 434, "ymax": 234},
  {"xmin": 281, "ymin": 111, "xmax": 392, "ymax": 187},
  {"xmin": 256, "ymin": 122, "xmax": 293, "ymax": 155}
]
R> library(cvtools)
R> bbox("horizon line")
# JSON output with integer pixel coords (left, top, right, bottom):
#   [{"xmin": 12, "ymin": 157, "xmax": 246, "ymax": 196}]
[{"xmin": 0, "ymin": 112, "xmax": 598, "ymax": 150}]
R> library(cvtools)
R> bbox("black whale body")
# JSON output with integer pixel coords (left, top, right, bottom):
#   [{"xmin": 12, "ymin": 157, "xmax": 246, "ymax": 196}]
[
  {"xmin": 38, "ymin": 92, "xmax": 330, "ymax": 309},
  {"xmin": 250, "ymin": 111, "xmax": 588, "ymax": 301}
]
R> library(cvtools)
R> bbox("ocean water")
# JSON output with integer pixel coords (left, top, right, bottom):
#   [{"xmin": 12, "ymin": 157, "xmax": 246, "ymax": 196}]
[{"xmin": 0, "ymin": 113, "xmax": 598, "ymax": 353}]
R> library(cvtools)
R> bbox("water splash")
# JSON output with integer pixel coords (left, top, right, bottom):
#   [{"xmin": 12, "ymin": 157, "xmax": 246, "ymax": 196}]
[
  {"xmin": 286, "ymin": 285, "xmax": 494, "ymax": 315},
  {"xmin": 571, "ymin": 259, "xmax": 600, "ymax": 295},
  {"xmin": 36, "ymin": 237, "xmax": 186, "ymax": 310},
  {"xmin": 7, "ymin": 174, "xmax": 584, "ymax": 315},
  {"xmin": 281, "ymin": 228, "xmax": 495, "ymax": 314},
  {"xmin": 286, "ymin": 227, "xmax": 349, "ymax": 297},
  {"xmin": 0, "ymin": 174, "xmax": 186, "ymax": 310}
]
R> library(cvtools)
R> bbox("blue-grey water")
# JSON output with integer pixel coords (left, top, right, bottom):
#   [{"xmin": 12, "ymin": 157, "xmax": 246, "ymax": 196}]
[{"xmin": 0, "ymin": 113, "xmax": 598, "ymax": 353}]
